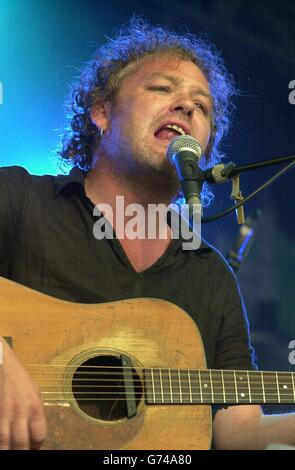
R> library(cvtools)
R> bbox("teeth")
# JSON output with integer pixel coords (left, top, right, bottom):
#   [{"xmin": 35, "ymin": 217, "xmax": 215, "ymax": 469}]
[{"xmin": 166, "ymin": 124, "xmax": 186, "ymax": 136}]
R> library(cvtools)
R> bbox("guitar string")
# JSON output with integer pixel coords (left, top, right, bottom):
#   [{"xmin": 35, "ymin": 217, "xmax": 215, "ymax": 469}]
[
  {"xmin": 22, "ymin": 366, "xmax": 295, "ymax": 381},
  {"xmin": 18, "ymin": 365, "xmax": 295, "ymax": 393},
  {"xmin": 42, "ymin": 392, "xmax": 294, "ymax": 403},
  {"xmin": 27, "ymin": 378, "xmax": 295, "ymax": 387},
  {"xmin": 29, "ymin": 378, "xmax": 295, "ymax": 387},
  {"xmin": 39, "ymin": 390, "xmax": 295, "ymax": 396},
  {"xmin": 38, "ymin": 395, "xmax": 295, "ymax": 401},
  {"xmin": 27, "ymin": 373, "xmax": 295, "ymax": 390},
  {"xmin": 38, "ymin": 401, "xmax": 294, "ymax": 404},
  {"xmin": 21, "ymin": 364, "xmax": 295, "ymax": 375},
  {"xmin": 26, "ymin": 376, "xmax": 295, "ymax": 387},
  {"xmin": 22, "ymin": 366, "xmax": 295, "ymax": 376},
  {"xmin": 26, "ymin": 373, "xmax": 295, "ymax": 391},
  {"xmin": 39, "ymin": 389, "xmax": 295, "ymax": 397},
  {"xmin": 39, "ymin": 386, "xmax": 295, "ymax": 397}
]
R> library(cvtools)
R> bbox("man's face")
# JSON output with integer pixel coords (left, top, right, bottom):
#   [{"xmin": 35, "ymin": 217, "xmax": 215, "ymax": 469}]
[{"xmin": 96, "ymin": 55, "xmax": 213, "ymax": 179}]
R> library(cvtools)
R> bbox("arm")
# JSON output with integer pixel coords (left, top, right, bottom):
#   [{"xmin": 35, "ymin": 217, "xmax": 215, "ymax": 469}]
[
  {"xmin": 0, "ymin": 337, "xmax": 47, "ymax": 450},
  {"xmin": 208, "ymin": 254, "xmax": 295, "ymax": 449},
  {"xmin": 213, "ymin": 404, "xmax": 295, "ymax": 450},
  {"xmin": 0, "ymin": 167, "xmax": 47, "ymax": 449}
]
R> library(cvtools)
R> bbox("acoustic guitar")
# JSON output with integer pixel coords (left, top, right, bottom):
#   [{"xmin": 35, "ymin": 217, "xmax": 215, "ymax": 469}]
[{"xmin": 1, "ymin": 277, "xmax": 294, "ymax": 449}]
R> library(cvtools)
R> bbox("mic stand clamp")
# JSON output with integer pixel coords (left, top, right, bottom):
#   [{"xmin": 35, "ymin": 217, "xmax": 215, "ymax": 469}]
[{"xmin": 230, "ymin": 175, "xmax": 245, "ymax": 224}]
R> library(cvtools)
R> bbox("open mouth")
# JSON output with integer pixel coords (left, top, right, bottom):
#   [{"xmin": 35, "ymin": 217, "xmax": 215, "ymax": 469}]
[{"xmin": 154, "ymin": 124, "xmax": 187, "ymax": 142}]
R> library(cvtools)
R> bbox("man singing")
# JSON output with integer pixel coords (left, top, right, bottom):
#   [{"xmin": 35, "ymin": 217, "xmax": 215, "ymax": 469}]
[{"xmin": 0, "ymin": 18, "xmax": 294, "ymax": 450}]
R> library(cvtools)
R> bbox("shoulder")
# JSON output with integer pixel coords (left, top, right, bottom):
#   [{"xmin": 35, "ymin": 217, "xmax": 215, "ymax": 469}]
[
  {"xmin": 0, "ymin": 165, "xmax": 30, "ymax": 183},
  {"xmin": 0, "ymin": 165, "xmax": 60, "ymax": 197},
  {"xmin": 0, "ymin": 165, "xmax": 55, "ymax": 184}
]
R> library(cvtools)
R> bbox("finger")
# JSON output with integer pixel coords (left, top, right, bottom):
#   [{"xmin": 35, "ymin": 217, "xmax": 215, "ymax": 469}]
[
  {"xmin": 30, "ymin": 411, "xmax": 47, "ymax": 450},
  {"xmin": 11, "ymin": 416, "xmax": 30, "ymax": 450},
  {"xmin": 0, "ymin": 422, "xmax": 10, "ymax": 450}
]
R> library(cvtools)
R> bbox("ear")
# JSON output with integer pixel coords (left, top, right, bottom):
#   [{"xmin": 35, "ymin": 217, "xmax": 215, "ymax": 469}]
[{"xmin": 90, "ymin": 101, "xmax": 111, "ymax": 131}]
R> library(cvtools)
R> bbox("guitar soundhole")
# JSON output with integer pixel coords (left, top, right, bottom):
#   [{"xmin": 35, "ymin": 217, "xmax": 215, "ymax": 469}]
[{"xmin": 71, "ymin": 355, "xmax": 142, "ymax": 421}]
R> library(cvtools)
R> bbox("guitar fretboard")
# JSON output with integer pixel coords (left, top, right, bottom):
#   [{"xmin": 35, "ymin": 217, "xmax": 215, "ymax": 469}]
[{"xmin": 144, "ymin": 369, "xmax": 295, "ymax": 405}]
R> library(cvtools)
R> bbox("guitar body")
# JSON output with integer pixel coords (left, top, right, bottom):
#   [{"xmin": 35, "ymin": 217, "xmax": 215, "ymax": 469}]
[{"xmin": 0, "ymin": 277, "xmax": 211, "ymax": 450}]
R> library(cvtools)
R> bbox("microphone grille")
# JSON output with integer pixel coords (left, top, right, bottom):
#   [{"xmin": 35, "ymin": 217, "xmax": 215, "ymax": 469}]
[{"xmin": 167, "ymin": 135, "xmax": 202, "ymax": 163}]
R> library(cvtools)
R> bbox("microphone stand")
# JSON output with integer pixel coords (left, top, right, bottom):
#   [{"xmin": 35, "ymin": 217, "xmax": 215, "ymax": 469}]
[
  {"xmin": 202, "ymin": 154, "xmax": 295, "ymax": 224},
  {"xmin": 229, "ymin": 154, "xmax": 295, "ymax": 177}
]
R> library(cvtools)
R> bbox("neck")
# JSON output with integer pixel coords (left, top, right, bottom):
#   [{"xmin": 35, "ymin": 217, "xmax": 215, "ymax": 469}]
[
  {"xmin": 85, "ymin": 154, "xmax": 178, "ymax": 209},
  {"xmin": 85, "ymin": 155, "xmax": 177, "ymax": 272}
]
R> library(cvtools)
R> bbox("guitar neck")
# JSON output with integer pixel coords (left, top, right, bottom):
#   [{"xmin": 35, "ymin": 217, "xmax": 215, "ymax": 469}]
[{"xmin": 145, "ymin": 368, "xmax": 295, "ymax": 405}]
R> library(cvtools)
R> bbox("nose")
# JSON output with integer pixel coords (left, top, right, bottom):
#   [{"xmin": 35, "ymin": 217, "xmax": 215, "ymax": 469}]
[{"xmin": 171, "ymin": 95, "xmax": 195, "ymax": 118}]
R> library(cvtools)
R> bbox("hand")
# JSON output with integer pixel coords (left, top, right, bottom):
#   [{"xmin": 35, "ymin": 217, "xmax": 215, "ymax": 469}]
[{"xmin": 0, "ymin": 338, "xmax": 47, "ymax": 450}]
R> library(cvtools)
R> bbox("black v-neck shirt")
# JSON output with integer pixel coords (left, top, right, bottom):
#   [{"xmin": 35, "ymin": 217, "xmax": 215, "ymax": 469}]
[{"xmin": 0, "ymin": 165, "xmax": 256, "ymax": 374}]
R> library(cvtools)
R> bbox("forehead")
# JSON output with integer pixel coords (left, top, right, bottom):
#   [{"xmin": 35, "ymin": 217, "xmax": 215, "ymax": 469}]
[{"xmin": 119, "ymin": 55, "xmax": 211, "ymax": 93}]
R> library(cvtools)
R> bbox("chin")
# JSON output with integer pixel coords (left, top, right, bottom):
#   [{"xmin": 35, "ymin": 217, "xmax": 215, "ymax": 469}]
[{"xmin": 132, "ymin": 143, "xmax": 176, "ymax": 177}]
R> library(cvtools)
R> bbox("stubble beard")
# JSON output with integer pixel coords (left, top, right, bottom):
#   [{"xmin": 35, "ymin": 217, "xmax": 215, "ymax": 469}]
[{"xmin": 102, "ymin": 127, "xmax": 180, "ymax": 195}]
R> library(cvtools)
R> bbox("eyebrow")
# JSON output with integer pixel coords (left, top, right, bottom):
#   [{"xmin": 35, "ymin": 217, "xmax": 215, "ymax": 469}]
[{"xmin": 145, "ymin": 72, "xmax": 213, "ymax": 103}]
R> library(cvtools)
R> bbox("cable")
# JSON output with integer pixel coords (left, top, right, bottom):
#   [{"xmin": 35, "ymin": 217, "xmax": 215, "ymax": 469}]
[{"xmin": 202, "ymin": 159, "xmax": 295, "ymax": 224}]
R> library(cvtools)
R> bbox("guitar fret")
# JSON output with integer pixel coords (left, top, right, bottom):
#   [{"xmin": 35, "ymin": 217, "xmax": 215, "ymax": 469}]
[
  {"xmin": 178, "ymin": 369, "xmax": 183, "ymax": 403},
  {"xmin": 222, "ymin": 371, "xmax": 237, "ymax": 403},
  {"xmin": 144, "ymin": 369, "xmax": 295, "ymax": 405},
  {"xmin": 276, "ymin": 372, "xmax": 294, "ymax": 403},
  {"xmin": 190, "ymin": 370, "xmax": 201, "ymax": 403},
  {"xmin": 151, "ymin": 368, "xmax": 156, "ymax": 403},
  {"xmin": 262, "ymin": 372, "xmax": 280, "ymax": 403},
  {"xmin": 236, "ymin": 371, "xmax": 251, "ymax": 403},
  {"xmin": 211, "ymin": 370, "xmax": 225, "ymax": 403},
  {"xmin": 247, "ymin": 371, "xmax": 252, "ymax": 403},
  {"xmin": 209, "ymin": 370, "xmax": 213, "ymax": 402},
  {"xmin": 233, "ymin": 371, "xmax": 239, "ymax": 403},
  {"xmin": 159, "ymin": 369, "xmax": 164, "ymax": 403},
  {"xmin": 170, "ymin": 369, "xmax": 181, "ymax": 403},
  {"xmin": 199, "ymin": 370, "xmax": 203, "ymax": 404},
  {"xmin": 247, "ymin": 371, "xmax": 264, "ymax": 403},
  {"xmin": 181, "ymin": 370, "xmax": 190, "ymax": 404},
  {"xmin": 168, "ymin": 369, "xmax": 173, "ymax": 403},
  {"xmin": 275, "ymin": 372, "xmax": 281, "ymax": 404},
  {"xmin": 221, "ymin": 370, "xmax": 226, "ymax": 404},
  {"xmin": 200, "ymin": 370, "xmax": 213, "ymax": 403},
  {"xmin": 155, "ymin": 369, "xmax": 162, "ymax": 403},
  {"xmin": 188, "ymin": 370, "xmax": 193, "ymax": 403},
  {"xmin": 161, "ymin": 369, "xmax": 170, "ymax": 404},
  {"xmin": 261, "ymin": 371, "xmax": 266, "ymax": 403}
]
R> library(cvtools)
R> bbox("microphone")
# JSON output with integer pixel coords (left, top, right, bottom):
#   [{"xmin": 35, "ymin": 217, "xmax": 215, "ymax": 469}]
[{"xmin": 167, "ymin": 135, "xmax": 204, "ymax": 207}]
